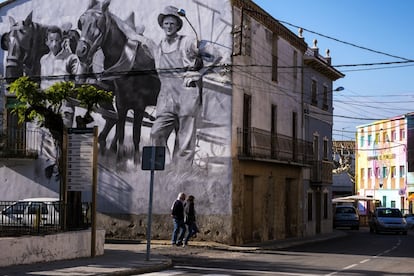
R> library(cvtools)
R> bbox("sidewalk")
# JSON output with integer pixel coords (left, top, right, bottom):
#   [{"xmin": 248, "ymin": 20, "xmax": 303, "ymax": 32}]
[{"xmin": 1, "ymin": 230, "xmax": 346, "ymax": 276}]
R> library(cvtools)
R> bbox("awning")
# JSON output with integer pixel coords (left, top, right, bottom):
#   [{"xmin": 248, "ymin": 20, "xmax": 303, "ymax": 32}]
[
  {"xmin": 332, "ymin": 198, "xmax": 354, "ymax": 203},
  {"xmin": 332, "ymin": 195, "xmax": 375, "ymax": 203}
]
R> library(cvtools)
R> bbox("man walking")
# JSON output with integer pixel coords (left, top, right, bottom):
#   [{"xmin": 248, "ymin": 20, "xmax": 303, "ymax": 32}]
[{"xmin": 171, "ymin": 192, "xmax": 187, "ymax": 246}]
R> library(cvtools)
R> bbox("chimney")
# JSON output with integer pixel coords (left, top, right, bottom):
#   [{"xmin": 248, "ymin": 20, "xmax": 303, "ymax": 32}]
[
  {"xmin": 312, "ymin": 39, "xmax": 318, "ymax": 56},
  {"xmin": 298, "ymin": 27, "xmax": 304, "ymax": 38},
  {"xmin": 325, "ymin": 49, "xmax": 331, "ymax": 65}
]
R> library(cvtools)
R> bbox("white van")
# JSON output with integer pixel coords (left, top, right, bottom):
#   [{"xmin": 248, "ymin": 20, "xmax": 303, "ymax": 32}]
[{"xmin": 0, "ymin": 197, "xmax": 60, "ymax": 227}]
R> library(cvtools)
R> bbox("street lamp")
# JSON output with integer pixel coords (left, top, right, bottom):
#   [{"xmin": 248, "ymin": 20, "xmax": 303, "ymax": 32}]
[
  {"xmin": 177, "ymin": 8, "xmax": 199, "ymax": 42},
  {"xmin": 334, "ymin": 86, "xmax": 344, "ymax": 92}
]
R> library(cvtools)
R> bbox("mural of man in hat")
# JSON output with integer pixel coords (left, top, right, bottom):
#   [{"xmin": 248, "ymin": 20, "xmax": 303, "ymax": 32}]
[{"xmin": 150, "ymin": 5, "xmax": 203, "ymax": 165}]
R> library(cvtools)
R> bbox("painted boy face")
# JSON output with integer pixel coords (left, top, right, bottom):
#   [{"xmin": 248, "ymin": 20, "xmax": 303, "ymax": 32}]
[
  {"xmin": 45, "ymin": 32, "xmax": 62, "ymax": 55},
  {"xmin": 162, "ymin": 16, "xmax": 179, "ymax": 37}
]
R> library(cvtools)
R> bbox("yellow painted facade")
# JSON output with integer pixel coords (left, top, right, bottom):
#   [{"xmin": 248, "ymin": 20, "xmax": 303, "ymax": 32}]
[{"xmin": 356, "ymin": 116, "xmax": 411, "ymax": 212}]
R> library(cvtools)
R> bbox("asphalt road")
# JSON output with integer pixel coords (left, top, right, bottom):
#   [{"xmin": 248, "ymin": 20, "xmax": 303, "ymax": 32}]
[{"xmin": 142, "ymin": 228, "xmax": 414, "ymax": 275}]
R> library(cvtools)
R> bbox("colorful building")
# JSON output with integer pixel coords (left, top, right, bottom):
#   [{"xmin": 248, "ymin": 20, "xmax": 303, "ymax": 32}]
[{"xmin": 356, "ymin": 113, "xmax": 414, "ymax": 214}]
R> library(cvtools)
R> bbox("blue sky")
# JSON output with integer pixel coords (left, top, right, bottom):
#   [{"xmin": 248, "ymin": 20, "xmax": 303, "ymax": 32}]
[{"xmin": 253, "ymin": 0, "xmax": 414, "ymax": 140}]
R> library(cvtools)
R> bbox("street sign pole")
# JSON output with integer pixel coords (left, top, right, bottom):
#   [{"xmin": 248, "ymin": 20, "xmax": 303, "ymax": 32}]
[
  {"xmin": 142, "ymin": 146, "xmax": 165, "ymax": 261},
  {"xmin": 145, "ymin": 146, "xmax": 156, "ymax": 261}
]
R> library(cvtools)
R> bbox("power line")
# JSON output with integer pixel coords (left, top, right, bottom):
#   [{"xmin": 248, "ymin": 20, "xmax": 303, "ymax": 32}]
[
  {"xmin": 337, "ymin": 94, "xmax": 414, "ymax": 98},
  {"xmin": 3, "ymin": 65, "xmax": 410, "ymax": 125},
  {"xmin": 338, "ymin": 100, "xmax": 414, "ymax": 104},
  {"xmin": 278, "ymin": 20, "xmax": 414, "ymax": 62},
  {"xmin": 340, "ymin": 63, "xmax": 414, "ymax": 72}
]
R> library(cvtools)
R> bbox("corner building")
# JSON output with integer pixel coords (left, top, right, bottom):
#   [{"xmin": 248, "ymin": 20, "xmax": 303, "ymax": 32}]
[{"xmin": 0, "ymin": 0, "xmax": 343, "ymax": 245}]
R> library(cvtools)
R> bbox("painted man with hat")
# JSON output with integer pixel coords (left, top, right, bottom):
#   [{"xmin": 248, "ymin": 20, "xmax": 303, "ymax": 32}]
[{"xmin": 150, "ymin": 5, "xmax": 203, "ymax": 165}]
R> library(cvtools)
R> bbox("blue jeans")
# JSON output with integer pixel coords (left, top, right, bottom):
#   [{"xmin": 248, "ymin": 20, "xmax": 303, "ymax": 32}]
[
  {"xmin": 172, "ymin": 218, "xmax": 186, "ymax": 245},
  {"xmin": 184, "ymin": 222, "xmax": 199, "ymax": 244}
]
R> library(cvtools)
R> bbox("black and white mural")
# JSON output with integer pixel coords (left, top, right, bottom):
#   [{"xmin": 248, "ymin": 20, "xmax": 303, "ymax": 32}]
[{"xmin": 0, "ymin": 0, "xmax": 232, "ymax": 219}]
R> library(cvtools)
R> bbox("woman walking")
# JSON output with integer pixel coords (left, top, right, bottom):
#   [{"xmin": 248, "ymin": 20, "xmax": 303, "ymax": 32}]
[{"xmin": 183, "ymin": 195, "xmax": 199, "ymax": 247}]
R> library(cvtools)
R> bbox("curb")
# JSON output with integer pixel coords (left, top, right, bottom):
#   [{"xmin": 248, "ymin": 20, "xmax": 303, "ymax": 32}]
[{"xmin": 110, "ymin": 259, "xmax": 173, "ymax": 276}]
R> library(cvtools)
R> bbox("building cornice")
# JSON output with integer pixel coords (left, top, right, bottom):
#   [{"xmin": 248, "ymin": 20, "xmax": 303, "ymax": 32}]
[
  {"xmin": 232, "ymin": 0, "xmax": 307, "ymax": 52},
  {"xmin": 304, "ymin": 55, "xmax": 345, "ymax": 81}
]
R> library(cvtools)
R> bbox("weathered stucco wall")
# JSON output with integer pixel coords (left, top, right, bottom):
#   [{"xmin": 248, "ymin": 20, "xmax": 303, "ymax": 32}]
[
  {"xmin": 231, "ymin": 159, "xmax": 304, "ymax": 244},
  {"xmin": 0, "ymin": 229, "xmax": 105, "ymax": 267},
  {"xmin": 98, "ymin": 213, "xmax": 232, "ymax": 243}
]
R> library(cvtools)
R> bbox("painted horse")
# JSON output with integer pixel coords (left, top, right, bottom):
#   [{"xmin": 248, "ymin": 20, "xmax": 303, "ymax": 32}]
[
  {"xmin": 1, "ymin": 12, "xmax": 79, "ymax": 83},
  {"xmin": 76, "ymin": 0, "xmax": 161, "ymax": 165}
]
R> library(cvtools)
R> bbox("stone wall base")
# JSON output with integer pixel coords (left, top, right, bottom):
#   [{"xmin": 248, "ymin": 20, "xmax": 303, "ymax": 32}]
[
  {"xmin": 98, "ymin": 213, "xmax": 232, "ymax": 244},
  {"xmin": 0, "ymin": 229, "xmax": 105, "ymax": 267}
]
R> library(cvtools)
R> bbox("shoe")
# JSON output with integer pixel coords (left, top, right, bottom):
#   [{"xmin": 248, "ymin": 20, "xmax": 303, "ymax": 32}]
[
  {"xmin": 193, "ymin": 234, "xmax": 197, "ymax": 238},
  {"xmin": 182, "ymin": 244, "xmax": 186, "ymax": 248},
  {"xmin": 176, "ymin": 241, "xmax": 183, "ymax": 246}
]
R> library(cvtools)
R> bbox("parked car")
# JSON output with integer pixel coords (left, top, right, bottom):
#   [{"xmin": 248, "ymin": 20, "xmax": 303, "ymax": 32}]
[
  {"xmin": 369, "ymin": 207, "xmax": 408, "ymax": 235},
  {"xmin": 404, "ymin": 214, "xmax": 414, "ymax": 229},
  {"xmin": 333, "ymin": 205, "xmax": 359, "ymax": 230},
  {"xmin": 0, "ymin": 198, "xmax": 60, "ymax": 227}
]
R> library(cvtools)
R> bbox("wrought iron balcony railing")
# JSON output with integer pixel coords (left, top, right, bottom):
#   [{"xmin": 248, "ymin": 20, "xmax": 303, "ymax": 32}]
[
  {"xmin": 0, "ymin": 129, "xmax": 40, "ymax": 159},
  {"xmin": 237, "ymin": 127, "xmax": 333, "ymax": 183},
  {"xmin": 311, "ymin": 160, "xmax": 333, "ymax": 184},
  {"xmin": 237, "ymin": 127, "xmax": 313, "ymax": 164}
]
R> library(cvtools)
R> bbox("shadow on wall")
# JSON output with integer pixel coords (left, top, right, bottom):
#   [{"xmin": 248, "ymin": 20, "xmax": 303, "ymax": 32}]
[
  {"xmin": 91, "ymin": 163, "xmax": 134, "ymax": 214},
  {"xmin": 2, "ymin": 159, "xmax": 60, "ymax": 199}
]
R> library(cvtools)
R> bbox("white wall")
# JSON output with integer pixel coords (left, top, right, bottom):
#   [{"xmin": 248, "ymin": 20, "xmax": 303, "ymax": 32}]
[
  {"xmin": 0, "ymin": 0, "xmax": 233, "ymax": 218},
  {"xmin": 0, "ymin": 229, "xmax": 105, "ymax": 267}
]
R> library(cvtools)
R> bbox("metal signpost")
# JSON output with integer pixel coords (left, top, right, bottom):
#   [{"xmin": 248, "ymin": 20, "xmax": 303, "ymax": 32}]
[
  {"xmin": 66, "ymin": 128, "xmax": 95, "ymax": 191},
  {"xmin": 65, "ymin": 127, "xmax": 98, "ymax": 257},
  {"xmin": 142, "ymin": 146, "xmax": 165, "ymax": 261}
]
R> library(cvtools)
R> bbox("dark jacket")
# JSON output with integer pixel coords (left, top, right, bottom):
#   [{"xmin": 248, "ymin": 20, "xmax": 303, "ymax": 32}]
[
  {"xmin": 184, "ymin": 201, "xmax": 196, "ymax": 224},
  {"xmin": 171, "ymin": 199, "xmax": 185, "ymax": 220}
]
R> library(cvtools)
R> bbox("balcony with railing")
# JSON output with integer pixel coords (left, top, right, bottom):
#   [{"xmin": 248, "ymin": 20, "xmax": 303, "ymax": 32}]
[
  {"xmin": 311, "ymin": 160, "xmax": 333, "ymax": 184},
  {"xmin": 0, "ymin": 129, "xmax": 40, "ymax": 159},
  {"xmin": 237, "ymin": 127, "xmax": 333, "ymax": 184},
  {"xmin": 237, "ymin": 127, "xmax": 313, "ymax": 164}
]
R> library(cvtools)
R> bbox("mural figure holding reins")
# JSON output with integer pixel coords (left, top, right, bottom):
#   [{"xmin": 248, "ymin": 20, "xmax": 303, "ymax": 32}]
[{"xmin": 150, "ymin": 5, "xmax": 204, "ymax": 165}]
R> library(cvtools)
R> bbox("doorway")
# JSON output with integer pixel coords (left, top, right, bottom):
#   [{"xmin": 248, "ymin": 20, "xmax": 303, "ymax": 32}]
[{"xmin": 242, "ymin": 175, "xmax": 254, "ymax": 242}]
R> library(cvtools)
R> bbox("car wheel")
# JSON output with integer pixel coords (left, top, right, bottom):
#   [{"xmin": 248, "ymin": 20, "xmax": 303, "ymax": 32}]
[
  {"xmin": 369, "ymin": 227, "xmax": 374, "ymax": 234},
  {"xmin": 403, "ymin": 231, "xmax": 407, "ymax": 235}
]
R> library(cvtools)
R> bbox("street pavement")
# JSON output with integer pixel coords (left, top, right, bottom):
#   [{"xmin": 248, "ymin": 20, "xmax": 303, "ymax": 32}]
[{"xmin": 1, "ymin": 230, "xmax": 346, "ymax": 276}]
